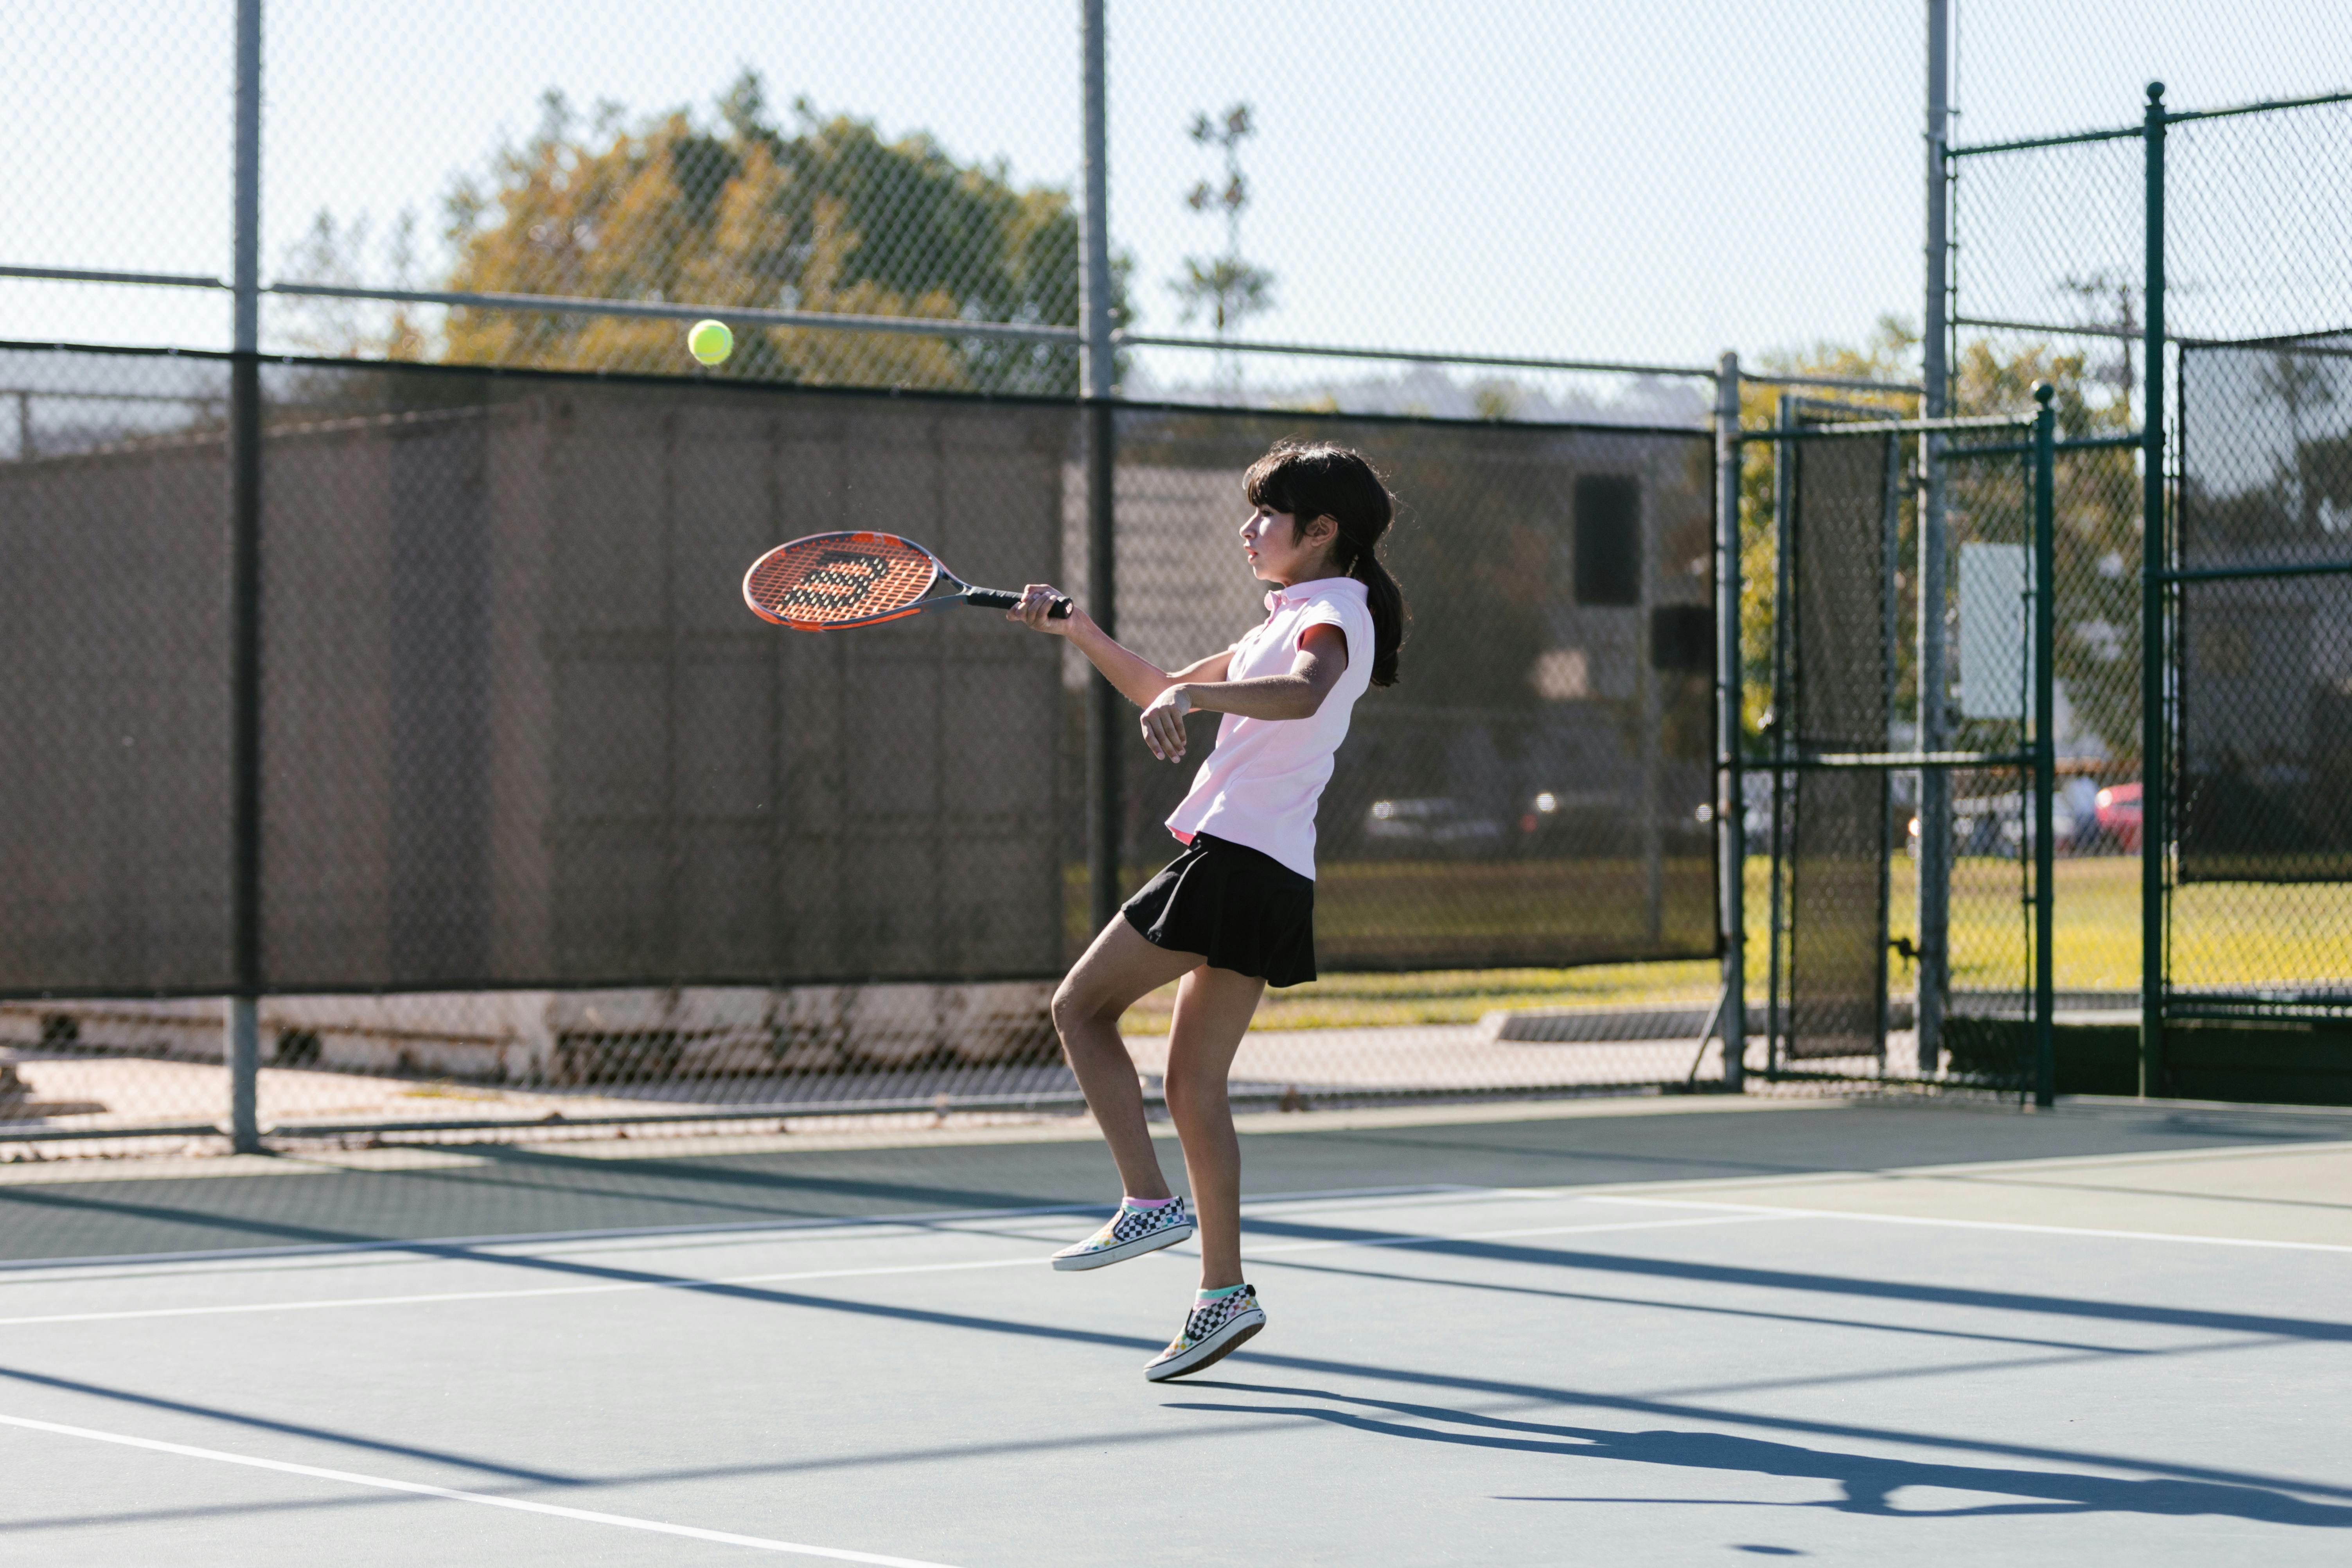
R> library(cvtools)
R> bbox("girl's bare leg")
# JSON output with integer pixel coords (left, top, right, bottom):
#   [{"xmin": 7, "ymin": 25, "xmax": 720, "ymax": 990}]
[
  {"xmin": 1051, "ymin": 918, "xmax": 1204, "ymax": 1201},
  {"xmin": 1161, "ymin": 965, "xmax": 1265, "ymax": 1290}
]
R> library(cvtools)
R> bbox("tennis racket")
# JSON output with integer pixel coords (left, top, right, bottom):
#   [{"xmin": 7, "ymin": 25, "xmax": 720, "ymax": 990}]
[{"xmin": 741, "ymin": 531, "xmax": 1072, "ymax": 631}]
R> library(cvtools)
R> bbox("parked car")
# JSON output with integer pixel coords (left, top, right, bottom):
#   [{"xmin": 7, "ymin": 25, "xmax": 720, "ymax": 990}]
[
  {"xmin": 1515, "ymin": 788, "xmax": 1620, "ymax": 855},
  {"xmin": 1362, "ymin": 797, "xmax": 1506, "ymax": 856},
  {"xmin": 1908, "ymin": 790, "xmax": 2082, "ymax": 859},
  {"xmin": 2095, "ymin": 781, "xmax": 2143, "ymax": 852}
]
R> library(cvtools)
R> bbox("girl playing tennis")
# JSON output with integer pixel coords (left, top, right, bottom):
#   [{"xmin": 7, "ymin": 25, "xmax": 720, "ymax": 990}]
[{"xmin": 1010, "ymin": 440, "xmax": 1405, "ymax": 1381}]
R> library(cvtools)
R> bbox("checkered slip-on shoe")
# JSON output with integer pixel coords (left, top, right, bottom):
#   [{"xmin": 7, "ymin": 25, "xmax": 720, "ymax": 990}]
[
  {"xmin": 1143, "ymin": 1284, "xmax": 1265, "ymax": 1382},
  {"xmin": 1050, "ymin": 1197, "xmax": 1196, "ymax": 1272}
]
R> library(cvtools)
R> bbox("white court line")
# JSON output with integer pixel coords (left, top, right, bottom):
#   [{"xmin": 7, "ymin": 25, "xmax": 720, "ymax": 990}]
[
  {"xmin": 0, "ymin": 1213, "xmax": 1781, "ymax": 1328},
  {"xmin": 0, "ymin": 1412, "xmax": 958, "ymax": 1566},
  {"xmin": 1591, "ymin": 1196, "xmax": 2352, "ymax": 1253}
]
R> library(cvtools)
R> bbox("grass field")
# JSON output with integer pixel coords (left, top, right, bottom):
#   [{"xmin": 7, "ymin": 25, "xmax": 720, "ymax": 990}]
[{"xmin": 1118, "ymin": 854, "xmax": 2352, "ymax": 1033}]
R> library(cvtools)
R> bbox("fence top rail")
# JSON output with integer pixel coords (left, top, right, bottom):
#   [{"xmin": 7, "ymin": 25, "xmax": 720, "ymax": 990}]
[
  {"xmin": 1946, "ymin": 431, "xmax": 2142, "ymax": 460},
  {"xmin": 2165, "ymin": 559, "xmax": 2352, "ymax": 584},
  {"xmin": 1950, "ymin": 84, "xmax": 2352, "ymax": 160},
  {"xmin": 1, "ymin": 263, "xmax": 227, "ymax": 290},
  {"xmin": 1955, "ymin": 314, "xmax": 2214, "ymax": 347},
  {"xmin": 277, "ymin": 282, "xmax": 1086, "ymax": 344},
  {"xmin": 1132, "ymin": 335, "xmax": 1923, "ymax": 391},
  {"xmin": 1948, "ymin": 122, "xmax": 2144, "ymax": 158},
  {"xmin": 1736, "ymin": 413, "xmax": 2026, "ymax": 443},
  {"xmin": 2166, "ymin": 87, "xmax": 2352, "ymax": 126},
  {"xmin": 0, "ymin": 268, "xmax": 1925, "ymax": 395},
  {"xmin": 2184, "ymin": 327, "xmax": 2352, "ymax": 356},
  {"xmin": 0, "ymin": 338, "xmax": 1726, "ymax": 439},
  {"xmin": 1745, "ymin": 750, "xmax": 2030, "ymax": 771},
  {"xmin": 1118, "ymin": 332, "xmax": 1714, "ymax": 381}
]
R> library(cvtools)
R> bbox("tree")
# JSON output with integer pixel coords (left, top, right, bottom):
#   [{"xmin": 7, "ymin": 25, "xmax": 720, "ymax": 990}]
[
  {"xmin": 438, "ymin": 74, "xmax": 1097, "ymax": 392},
  {"xmin": 1169, "ymin": 104, "xmax": 1276, "ymax": 389},
  {"xmin": 276, "ymin": 208, "xmax": 428, "ymax": 360}
]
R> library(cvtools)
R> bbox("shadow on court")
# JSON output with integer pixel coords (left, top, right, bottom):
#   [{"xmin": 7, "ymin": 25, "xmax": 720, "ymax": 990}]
[
  {"xmin": 1172, "ymin": 1382, "xmax": 2352, "ymax": 1527},
  {"xmin": 5, "ymin": 1186, "xmax": 2348, "ymax": 1514}
]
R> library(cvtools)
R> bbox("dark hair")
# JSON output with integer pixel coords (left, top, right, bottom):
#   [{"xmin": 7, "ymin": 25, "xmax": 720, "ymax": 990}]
[{"xmin": 1243, "ymin": 441, "xmax": 1408, "ymax": 687}]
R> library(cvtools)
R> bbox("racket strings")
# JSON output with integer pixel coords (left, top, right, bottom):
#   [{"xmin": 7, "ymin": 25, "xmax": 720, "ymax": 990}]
[{"xmin": 746, "ymin": 535, "xmax": 937, "ymax": 625}]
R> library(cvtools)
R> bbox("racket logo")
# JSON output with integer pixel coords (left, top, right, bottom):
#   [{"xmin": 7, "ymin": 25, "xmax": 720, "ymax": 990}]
[{"xmin": 775, "ymin": 548, "xmax": 891, "ymax": 612}]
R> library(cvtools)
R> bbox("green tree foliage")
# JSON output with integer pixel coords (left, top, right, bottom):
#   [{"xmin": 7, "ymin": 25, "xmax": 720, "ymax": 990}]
[{"xmin": 440, "ymin": 73, "xmax": 1091, "ymax": 391}]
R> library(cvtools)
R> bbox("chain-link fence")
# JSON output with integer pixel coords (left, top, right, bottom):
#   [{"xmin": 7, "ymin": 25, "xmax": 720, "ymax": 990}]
[
  {"xmin": 1770, "ymin": 410, "xmax": 1902, "ymax": 1070},
  {"xmin": 1747, "ymin": 402, "xmax": 2056, "ymax": 1095},
  {"xmin": 1947, "ymin": 75, "xmax": 2352, "ymax": 1101},
  {"xmin": 10, "ymin": 4, "xmax": 2352, "ymax": 1149},
  {"xmin": 2, "ymin": 0, "xmax": 1945, "ymax": 403},
  {"xmin": 1, "ymin": 342, "xmax": 1739, "ymax": 1151}
]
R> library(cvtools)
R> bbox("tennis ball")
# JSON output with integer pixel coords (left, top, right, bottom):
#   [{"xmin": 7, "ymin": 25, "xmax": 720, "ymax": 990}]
[{"xmin": 688, "ymin": 318, "xmax": 734, "ymax": 366}]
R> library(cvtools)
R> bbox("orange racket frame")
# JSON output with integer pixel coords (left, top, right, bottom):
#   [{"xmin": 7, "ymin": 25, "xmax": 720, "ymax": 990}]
[{"xmin": 741, "ymin": 530, "xmax": 1070, "ymax": 631}]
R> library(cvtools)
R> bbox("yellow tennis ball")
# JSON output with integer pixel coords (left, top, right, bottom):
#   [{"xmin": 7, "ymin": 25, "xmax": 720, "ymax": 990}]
[{"xmin": 688, "ymin": 319, "xmax": 733, "ymax": 366}]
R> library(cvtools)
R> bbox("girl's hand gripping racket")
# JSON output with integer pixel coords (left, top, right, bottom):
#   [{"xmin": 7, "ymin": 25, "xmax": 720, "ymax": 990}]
[{"xmin": 741, "ymin": 531, "xmax": 1071, "ymax": 630}]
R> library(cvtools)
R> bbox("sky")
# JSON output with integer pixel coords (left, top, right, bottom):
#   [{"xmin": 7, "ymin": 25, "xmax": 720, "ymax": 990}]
[{"xmin": 1, "ymin": 0, "xmax": 2343, "ymax": 388}]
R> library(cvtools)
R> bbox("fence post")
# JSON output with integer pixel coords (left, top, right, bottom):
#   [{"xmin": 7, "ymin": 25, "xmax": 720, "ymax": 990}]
[
  {"xmin": 2138, "ymin": 81, "xmax": 2168, "ymax": 1099},
  {"xmin": 1714, "ymin": 352, "xmax": 1745, "ymax": 1092},
  {"xmin": 2032, "ymin": 383, "xmax": 2057, "ymax": 1108},
  {"xmin": 1917, "ymin": 0, "xmax": 1953, "ymax": 1074},
  {"xmin": 1080, "ymin": 0, "xmax": 1121, "ymax": 938},
  {"xmin": 226, "ymin": 0, "xmax": 264, "ymax": 1155},
  {"xmin": 1764, "ymin": 395, "xmax": 1794, "ymax": 1074}
]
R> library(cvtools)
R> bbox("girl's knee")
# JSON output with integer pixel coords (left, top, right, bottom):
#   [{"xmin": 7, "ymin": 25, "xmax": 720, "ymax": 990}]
[
  {"xmin": 1050, "ymin": 978, "xmax": 1114, "ymax": 1038},
  {"xmin": 1163, "ymin": 1063, "xmax": 1228, "ymax": 1125}
]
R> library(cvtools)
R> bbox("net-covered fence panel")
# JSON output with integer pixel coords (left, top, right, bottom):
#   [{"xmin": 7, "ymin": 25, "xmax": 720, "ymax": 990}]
[
  {"xmin": 1779, "ymin": 431, "xmax": 1893, "ymax": 1060},
  {"xmin": 1091, "ymin": 408, "xmax": 1718, "ymax": 972},
  {"xmin": 0, "ymin": 348, "xmax": 239, "ymax": 1142},
  {"xmin": 0, "ymin": 350, "xmax": 1076, "ymax": 997},
  {"xmin": 0, "ymin": 348, "xmax": 236, "ymax": 994},
  {"xmin": 5, "ymin": 347, "xmax": 1730, "ymax": 1150},
  {"xmin": 2172, "ymin": 331, "xmax": 2352, "ymax": 1000}
]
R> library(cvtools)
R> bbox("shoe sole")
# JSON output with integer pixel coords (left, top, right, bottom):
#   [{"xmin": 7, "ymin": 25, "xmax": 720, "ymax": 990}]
[
  {"xmin": 1142, "ymin": 1309, "xmax": 1265, "ymax": 1381},
  {"xmin": 1050, "ymin": 1221, "xmax": 1195, "ymax": 1272}
]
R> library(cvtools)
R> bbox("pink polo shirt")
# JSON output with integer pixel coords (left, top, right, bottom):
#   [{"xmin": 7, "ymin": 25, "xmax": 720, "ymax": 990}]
[{"xmin": 1164, "ymin": 575, "xmax": 1376, "ymax": 880}]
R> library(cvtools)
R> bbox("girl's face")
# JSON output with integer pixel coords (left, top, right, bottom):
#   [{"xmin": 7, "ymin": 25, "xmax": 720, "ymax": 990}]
[{"xmin": 1240, "ymin": 506, "xmax": 1337, "ymax": 586}]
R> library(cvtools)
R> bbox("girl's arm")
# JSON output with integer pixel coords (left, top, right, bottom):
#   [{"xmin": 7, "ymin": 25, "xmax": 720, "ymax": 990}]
[
  {"xmin": 1139, "ymin": 623, "xmax": 1349, "ymax": 763},
  {"xmin": 1008, "ymin": 583, "xmax": 1232, "ymax": 709}
]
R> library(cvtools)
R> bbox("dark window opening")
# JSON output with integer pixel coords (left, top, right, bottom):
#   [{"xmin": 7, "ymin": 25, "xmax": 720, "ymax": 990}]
[
  {"xmin": 1650, "ymin": 605, "xmax": 1714, "ymax": 673},
  {"xmin": 1573, "ymin": 475, "xmax": 1641, "ymax": 605}
]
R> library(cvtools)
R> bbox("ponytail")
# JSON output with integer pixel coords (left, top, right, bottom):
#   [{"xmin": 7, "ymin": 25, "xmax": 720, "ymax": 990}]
[
  {"xmin": 1243, "ymin": 440, "xmax": 1409, "ymax": 687},
  {"xmin": 1343, "ymin": 541, "xmax": 1407, "ymax": 688}
]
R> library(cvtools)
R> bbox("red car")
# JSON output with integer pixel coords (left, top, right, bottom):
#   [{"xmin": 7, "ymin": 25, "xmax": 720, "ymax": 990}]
[{"xmin": 2095, "ymin": 782, "xmax": 2142, "ymax": 852}]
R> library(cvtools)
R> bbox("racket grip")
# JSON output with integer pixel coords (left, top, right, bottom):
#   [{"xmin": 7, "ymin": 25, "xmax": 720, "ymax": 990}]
[{"xmin": 968, "ymin": 588, "xmax": 1072, "ymax": 619}]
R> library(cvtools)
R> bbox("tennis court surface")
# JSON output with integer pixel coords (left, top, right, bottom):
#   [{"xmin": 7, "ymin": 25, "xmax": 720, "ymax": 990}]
[{"xmin": 3, "ymin": 1096, "xmax": 2348, "ymax": 1565}]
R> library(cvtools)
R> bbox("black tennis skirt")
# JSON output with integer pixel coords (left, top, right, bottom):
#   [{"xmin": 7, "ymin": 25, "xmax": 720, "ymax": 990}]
[{"xmin": 1122, "ymin": 833, "xmax": 1317, "ymax": 988}]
